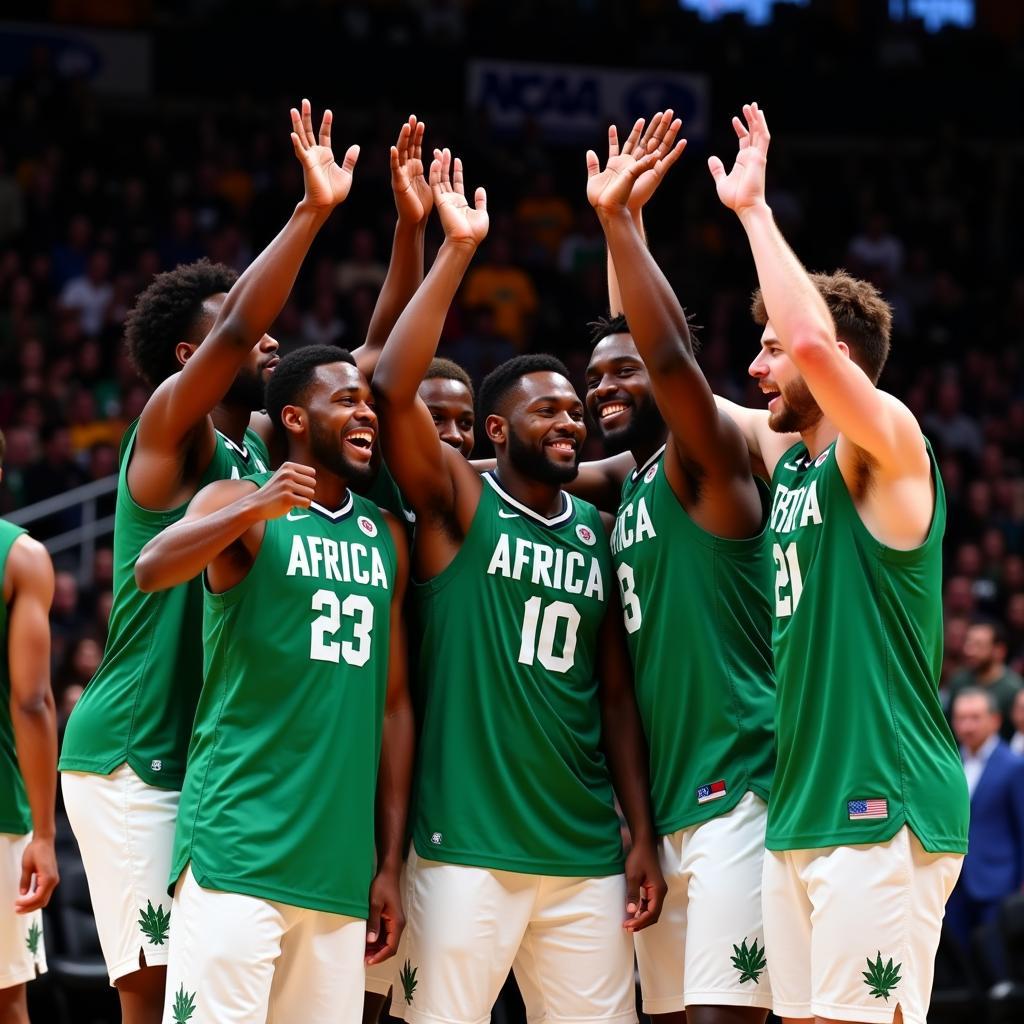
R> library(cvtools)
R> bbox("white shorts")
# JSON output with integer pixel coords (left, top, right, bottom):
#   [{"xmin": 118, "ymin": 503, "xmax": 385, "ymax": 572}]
[
  {"xmin": 364, "ymin": 864, "xmax": 410, "ymax": 1020},
  {"xmin": 398, "ymin": 851, "xmax": 636, "ymax": 1024},
  {"xmin": 61, "ymin": 764, "xmax": 179, "ymax": 984},
  {"xmin": 164, "ymin": 864, "xmax": 367, "ymax": 1024},
  {"xmin": 763, "ymin": 825, "xmax": 962, "ymax": 1024},
  {"xmin": 0, "ymin": 833, "xmax": 47, "ymax": 989},
  {"xmin": 635, "ymin": 791, "xmax": 771, "ymax": 1013}
]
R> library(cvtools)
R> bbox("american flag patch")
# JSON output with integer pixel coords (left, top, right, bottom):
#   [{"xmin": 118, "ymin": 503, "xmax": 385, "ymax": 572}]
[
  {"xmin": 848, "ymin": 799, "xmax": 888, "ymax": 820},
  {"xmin": 697, "ymin": 780, "xmax": 727, "ymax": 804}
]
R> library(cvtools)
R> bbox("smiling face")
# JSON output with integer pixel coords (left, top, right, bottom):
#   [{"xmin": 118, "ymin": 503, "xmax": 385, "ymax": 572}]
[
  {"xmin": 585, "ymin": 333, "xmax": 663, "ymax": 454},
  {"xmin": 295, "ymin": 361, "xmax": 378, "ymax": 485},
  {"xmin": 491, "ymin": 371, "xmax": 586, "ymax": 485},
  {"xmin": 419, "ymin": 376, "xmax": 475, "ymax": 456},
  {"xmin": 748, "ymin": 323, "xmax": 823, "ymax": 434}
]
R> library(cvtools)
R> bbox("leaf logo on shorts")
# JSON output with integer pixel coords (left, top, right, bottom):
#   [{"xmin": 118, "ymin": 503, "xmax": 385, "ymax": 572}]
[
  {"xmin": 26, "ymin": 921, "xmax": 41, "ymax": 958},
  {"xmin": 730, "ymin": 938, "xmax": 766, "ymax": 984},
  {"xmin": 400, "ymin": 959, "xmax": 418, "ymax": 1004},
  {"xmin": 138, "ymin": 900, "xmax": 171, "ymax": 945},
  {"xmin": 172, "ymin": 984, "xmax": 196, "ymax": 1023},
  {"xmin": 863, "ymin": 952, "xmax": 902, "ymax": 1000}
]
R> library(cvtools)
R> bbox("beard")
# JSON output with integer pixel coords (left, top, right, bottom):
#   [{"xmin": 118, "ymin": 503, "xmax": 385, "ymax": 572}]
[
  {"xmin": 769, "ymin": 376, "xmax": 823, "ymax": 434},
  {"xmin": 507, "ymin": 425, "xmax": 580, "ymax": 485},
  {"xmin": 224, "ymin": 366, "xmax": 266, "ymax": 411},
  {"xmin": 308, "ymin": 418, "xmax": 374, "ymax": 487},
  {"xmin": 596, "ymin": 393, "xmax": 664, "ymax": 456}
]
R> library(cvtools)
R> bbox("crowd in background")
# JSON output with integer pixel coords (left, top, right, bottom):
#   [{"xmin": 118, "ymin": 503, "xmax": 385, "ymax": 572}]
[{"xmin": 1, "ymin": 0, "xmax": 1023, "ymax": 1001}]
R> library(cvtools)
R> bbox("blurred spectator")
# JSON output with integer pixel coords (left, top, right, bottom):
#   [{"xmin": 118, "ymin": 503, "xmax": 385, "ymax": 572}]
[
  {"xmin": 336, "ymin": 228, "xmax": 387, "ymax": 295},
  {"xmin": 922, "ymin": 378, "xmax": 984, "ymax": 460},
  {"xmin": 1010, "ymin": 688, "xmax": 1024, "ymax": 756},
  {"xmin": 301, "ymin": 290, "xmax": 347, "ymax": 347},
  {"xmin": 516, "ymin": 171, "xmax": 574, "ymax": 265},
  {"xmin": 948, "ymin": 688, "xmax": 1024, "ymax": 955},
  {"xmin": 58, "ymin": 248, "xmax": 114, "ymax": 336},
  {"xmin": 947, "ymin": 620, "xmax": 1024, "ymax": 740},
  {"xmin": 462, "ymin": 235, "xmax": 538, "ymax": 350},
  {"xmin": 847, "ymin": 212, "xmax": 904, "ymax": 279},
  {"xmin": 23, "ymin": 421, "xmax": 88, "ymax": 537}
]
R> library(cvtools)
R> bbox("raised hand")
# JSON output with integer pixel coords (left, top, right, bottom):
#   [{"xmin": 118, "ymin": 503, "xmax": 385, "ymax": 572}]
[
  {"xmin": 586, "ymin": 114, "xmax": 685, "ymax": 216},
  {"xmin": 430, "ymin": 148, "xmax": 488, "ymax": 248},
  {"xmin": 253, "ymin": 462, "xmax": 317, "ymax": 519},
  {"xmin": 708, "ymin": 102, "xmax": 770, "ymax": 214},
  {"xmin": 290, "ymin": 98, "xmax": 360, "ymax": 210},
  {"xmin": 391, "ymin": 115, "xmax": 432, "ymax": 226}
]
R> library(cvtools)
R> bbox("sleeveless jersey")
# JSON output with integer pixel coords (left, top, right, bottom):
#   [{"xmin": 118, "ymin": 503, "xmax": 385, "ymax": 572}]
[
  {"xmin": 611, "ymin": 446, "xmax": 775, "ymax": 836},
  {"xmin": 171, "ymin": 478, "xmax": 396, "ymax": 917},
  {"xmin": 59, "ymin": 422, "xmax": 270, "ymax": 790},
  {"xmin": 767, "ymin": 439, "xmax": 968, "ymax": 853},
  {"xmin": 0, "ymin": 521, "xmax": 31, "ymax": 835},
  {"xmin": 412, "ymin": 473, "xmax": 623, "ymax": 876},
  {"xmin": 364, "ymin": 462, "xmax": 416, "ymax": 526}
]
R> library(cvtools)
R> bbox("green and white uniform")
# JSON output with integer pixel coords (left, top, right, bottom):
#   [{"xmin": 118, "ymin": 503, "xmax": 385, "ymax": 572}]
[
  {"xmin": 163, "ymin": 478, "xmax": 396, "ymax": 1024},
  {"xmin": 399, "ymin": 473, "xmax": 634, "ymax": 1024},
  {"xmin": 60, "ymin": 422, "xmax": 269, "ymax": 983},
  {"xmin": 612, "ymin": 446, "xmax": 774, "ymax": 1011},
  {"xmin": 762, "ymin": 439, "xmax": 966, "ymax": 1024},
  {"xmin": 0, "ymin": 521, "xmax": 47, "ymax": 988}
]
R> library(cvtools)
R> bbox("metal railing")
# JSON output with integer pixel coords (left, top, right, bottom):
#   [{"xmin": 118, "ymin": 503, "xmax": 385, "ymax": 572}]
[{"xmin": 8, "ymin": 475, "xmax": 118, "ymax": 583}]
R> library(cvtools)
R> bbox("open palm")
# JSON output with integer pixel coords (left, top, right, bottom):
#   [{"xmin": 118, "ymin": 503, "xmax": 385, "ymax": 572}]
[
  {"xmin": 430, "ymin": 149, "xmax": 488, "ymax": 247},
  {"xmin": 391, "ymin": 115, "xmax": 432, "ymax": 225},
  {"xmin": 708, "ymin": 102, "xmax": 770, "ymax": 213},
  {"xmin": 290, "ymin": 98, "xmax": 359, "ymax": 210}
]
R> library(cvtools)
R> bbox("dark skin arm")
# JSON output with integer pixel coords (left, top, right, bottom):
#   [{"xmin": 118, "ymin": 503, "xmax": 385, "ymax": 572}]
[
  {"xmin": 137, "ymin": 99, "xmax": 357, "ymax": 504},
  {"xmin": 587, "ymin": 123, "xmax": 762, "ymax": 538},
  {"xmin": 595, "ymin": 531, "xmax": 665, "ymax": 930},
  {"xmin": 372, "ymin": 151, "xmax": 489, "ymax": 579},
  {"xmin": 366, "ymin": 514, "xmax": 413, "ymax": 965},
  {"xmin": 6, "ymin": 536, "xmax": 58, "ymax": 913}
]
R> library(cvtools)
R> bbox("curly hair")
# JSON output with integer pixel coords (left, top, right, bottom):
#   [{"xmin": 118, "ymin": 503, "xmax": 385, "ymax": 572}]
[
  {"xmin": 265, "ymin": 344, "xmax": 357, "ymax": 430},
  {"xmin": 124, "ymin": 259, "xmax": 238, "ymax": 387},
  {"xmin": 751, "ymin": 270, "xmax": 894, "ymax": 383},
  {"xmin": 478, "ymin": 354, "xmax": 573, "ymax": 420},
  {"xmin": 587, "ymin": 313, "xmax": 630, "ymax": 347},
  {"xmin": 425, "ymin": 357, "xmax": 474, "ymax": 399}
]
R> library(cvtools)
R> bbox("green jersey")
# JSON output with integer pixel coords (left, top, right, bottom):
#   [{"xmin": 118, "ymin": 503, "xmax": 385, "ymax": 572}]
[
  {"xmin": 767, "ymin": 440, "xmax": 968, "ymax": 853},
  {"xmin": 0, "ymin": 521, "xmax": 31, "ymax": 835},
  {"xmin": 611, "ymin": 446, "xmax": 775, "ymax": 836},
  {"xmin": 412, "ymin": 473, "xmax": 623, "ymax": 877},
  {"xmin": 363, "ymin": 463, "xmax": 416, "ymax": 526},
  {"xmin": 171, "ymin": 479, "xmax": 396, "ymax": 917},
  {"xmin": 60, "ymin": 423, "xmax": 270, "ymax": 790}
]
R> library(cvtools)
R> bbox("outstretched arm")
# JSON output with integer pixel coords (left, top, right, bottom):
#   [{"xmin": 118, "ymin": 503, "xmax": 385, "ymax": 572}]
[
  {"xmin": 135, "ymin": 99, "xmax": 358, "ymax": 504},
  {"xmin": 709, "ymin": 104, "xmax": 924, "ymax": 480},
  {"xmin": 7, "ymin": 537, "xmax": 58, "ymax": 913},
  {"xmin": 372, "ymin": 151, "xmax": 488, "ymax": 517},
  {"xmin": 367, "ymin": 515, "xmax": 413, "ymax": 965},
  {"xmin": 354, "ymin": 116, "xmax": 432, "ymax": 378}
]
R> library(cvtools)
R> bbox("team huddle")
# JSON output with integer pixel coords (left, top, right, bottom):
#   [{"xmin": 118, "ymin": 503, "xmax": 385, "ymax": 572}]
[{"xmin": 0, "ymin": 99, "xmax": 969, "ymax": 1024}]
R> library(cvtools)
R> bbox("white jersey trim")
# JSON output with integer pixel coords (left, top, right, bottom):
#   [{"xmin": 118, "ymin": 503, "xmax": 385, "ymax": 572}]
[
  {"xmin": 484, "ymin": 473, "xmax": 575, "ymax": 528},
  {"xmin": 309, "ymin": 492, "xmax": 355, "ymax": 521},
  {"xmin": 216, "ymin": 429, "xmax": 252, "ymax": 461},
  {"xmin": 631, "ymin": 444, "xmax": 667, "ymax": 483}
]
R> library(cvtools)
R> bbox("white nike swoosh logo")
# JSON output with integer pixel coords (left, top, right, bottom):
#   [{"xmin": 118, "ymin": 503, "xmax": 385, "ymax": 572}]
[
  {"xmin": 402, "ymin": 509, "xmax": 417, "ymax": 523},
  {"xmin": 498, "ymin": 509, "xmax": 519, "ymax": 519},
  {"xmin": 783, "ymin": 462, "xmax": 803, "ymax": 471},
  {"xmin": 286, "ymin": 509, "xmax": 311, "ymax": 521}
]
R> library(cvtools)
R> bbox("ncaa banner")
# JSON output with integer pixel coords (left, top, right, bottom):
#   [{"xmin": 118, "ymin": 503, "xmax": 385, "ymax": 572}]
[{"xmin": 467, "ymin": 59, "xmax": 709, "ymax": 143}]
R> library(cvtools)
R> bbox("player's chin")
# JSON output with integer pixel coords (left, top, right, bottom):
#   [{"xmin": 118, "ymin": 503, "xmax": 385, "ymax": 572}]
[
  {"xmin": 543, "ymin": 454, "xmax": 581, "ymax": 483},
  {"xmin": 341, "ymin": 453, "xmax": 376, "ymax": 485}
]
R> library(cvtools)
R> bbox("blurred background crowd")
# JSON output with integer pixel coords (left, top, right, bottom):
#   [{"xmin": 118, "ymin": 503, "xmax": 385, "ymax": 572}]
[{"xmin": 1, "ymin": 0, "xmax": 1023, "ymax": 1019}]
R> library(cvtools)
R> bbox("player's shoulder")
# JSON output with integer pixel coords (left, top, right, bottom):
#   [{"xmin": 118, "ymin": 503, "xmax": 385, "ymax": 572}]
[{"xmin": 5, "ymin": 531, "xmax": 54, "ymax": 597}]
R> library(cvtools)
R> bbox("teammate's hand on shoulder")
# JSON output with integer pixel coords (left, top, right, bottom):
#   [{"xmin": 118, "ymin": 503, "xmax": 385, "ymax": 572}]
[
  {"xmin": 290, "ymin": 97, "xmax": 360, "ymax": 210},
  {"xmin": 430, "ymin": 148, "xmax": 488, "ymax": 249},
  {"xmin": 391, "ymin": 115, "xmax": 432, "ymax": 226},
  {"xmin": 623, "ymin": 839, "xmax": 666, "ymax": 932},
  {"xmin": 15, "ymin": 836, "xmax": 58, "ymax": 914},
  {"xmin": 365, "ymin": 865, "xmax": 405, "ymax": 965},
  {"xmin": 255, "ymin": 462, "xmax": 317, "ymax": 520},
  {"xmin": 708, "ymin": 102, "xmax": 770, "ymax": 215}
]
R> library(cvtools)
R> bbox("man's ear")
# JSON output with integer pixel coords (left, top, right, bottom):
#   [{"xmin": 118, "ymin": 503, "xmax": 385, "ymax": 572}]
[
  {"xmin": 485, "ymin": 413, "xmax": 507, "ymax": 447},
  {"xmin": 281, "ymin": 405, "xmax": 305, "ymax": 437},
  {"xmin": 175, "ymin": 341, "xmax": 198, "ymax": 369}
]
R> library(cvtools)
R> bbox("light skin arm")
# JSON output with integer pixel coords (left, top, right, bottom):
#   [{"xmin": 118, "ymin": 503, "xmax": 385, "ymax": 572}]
[
  {"xmin": 353, "ymin": 117, "xmax": 433, "ymax": 379},
  {"xmin": 135, "ymin": 99, "xmax": 358, "ymax": 505},
  {"xmin": 372, "ymin": 151, "xmax": 488, "ymax": 528},
  {"xmin": 134, "ymin": 464, "xmax": 316, "ymax": 593},
  {"xmin": 366, "ymin": 514, "xmax": 413, "ymax": 964},
  {"xmin": 596, "ymin": 564, "xmax": 665, "ymax": 931},
  {"xmin": 6, "ymin": 537, "xmax": 58, "ymax": 913},
  {"xmin": 710, "ymin": 104, "xmax": 927, "ymax": 483}
]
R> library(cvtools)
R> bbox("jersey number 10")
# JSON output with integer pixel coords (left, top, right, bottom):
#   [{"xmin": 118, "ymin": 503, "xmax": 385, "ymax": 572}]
[{"xmin": 518, "ymin": 597, "xmax": 580, "ymax": 673}]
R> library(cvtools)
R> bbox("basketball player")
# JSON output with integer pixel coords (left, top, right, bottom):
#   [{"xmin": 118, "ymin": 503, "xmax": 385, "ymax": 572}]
[
  {"xmin": 0, "ymin": 431, "xmax": 58, "ymax": 1024},
  {"xmin": 709, "ymin": 103, "xmax": 968, "ymax": 1024},
  {"xmin": 134, "ymin": 345, "xmax": 411, "ymax": 1024},
  {"xmin": 58, "ymin": 99, "xmax": 359, "ymax": 1024},
  {"xmin": 577, "ymin": 115, "xmax": 776, "ymax": 1024},
  {"xmin": 371, "ymin": 151, "xmax": 664, "ymax": 1024}
]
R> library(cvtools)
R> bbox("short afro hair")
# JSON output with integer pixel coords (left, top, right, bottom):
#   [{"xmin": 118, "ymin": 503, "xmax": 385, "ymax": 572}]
[
  {"xmin": 125, "ymin": 259, "xmax": 238, "ymax": 387},
  {"xmin": 424, "ymin": 357, "xmax": 474, "ymax": 399},
  {"xmin": 265, "ymin": 344, "xmax": 357, "ymax": 430},
  {"xmin": 587, "ymin": 313, "xmax": 630, "ymax": 348},
  {"xmin": 478, "ymin": 354, "xmax": 573, "ymax": 420},
  {"xmin": 751, "ymin": 270, "xmax": 893, "ymax": 384}
]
